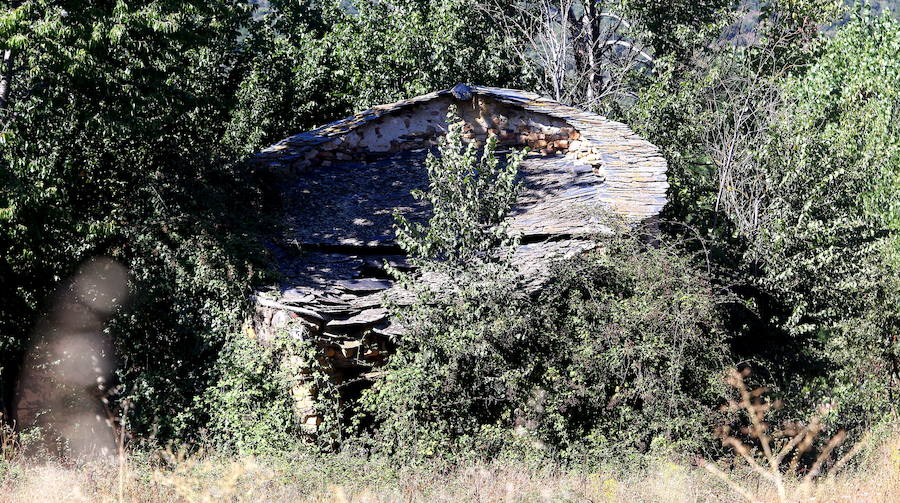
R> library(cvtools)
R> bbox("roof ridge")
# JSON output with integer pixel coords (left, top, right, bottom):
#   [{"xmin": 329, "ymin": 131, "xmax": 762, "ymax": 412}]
[
  {"xmin": 268, "ymin": 84, "xmax": 608, "ymax": 151},
  {"xmin": 254, "ymin": 84, "xmax": 667, "ymax": 222}
]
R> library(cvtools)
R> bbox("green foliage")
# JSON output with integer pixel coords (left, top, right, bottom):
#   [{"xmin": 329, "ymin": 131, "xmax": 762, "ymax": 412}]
[
  {"xmin": 225, "ymin": 1, "xmax": 345, "ymax": 154},
  {"xmin": 227, "ymin": 0, "xmax": 535, "ymax": 152},
  {"xmin": 604, "ymin": 1, "xmax": 900, "ymax": 439},
  {"xmin": 623, "ymin": 0, "xmax": 731, "ymax": 60},
  {"xmin": 1, "ymin": 0, "xmax": 897, "ymax": 460},
  {"xmin": 329, "ymin": 0, "xmax": 535, "ymax": 109},
  {"xmin": 202, "ymin": 331, "xmax": 309, "ymax": 454},
  {"xmin": 358, "ymin": 236, "xmax": 731, "ymax": 462},
  {"xmin": 0, "ymin": 0, "xmax": 538, "ymax": 445},
  {"xmin": 0, "ymin": 0, "xmax": 266, "ymax": 439},
  {"xmin": 757, "ymin": 13, "xmax": 900, "ymax": 417},
  {"xmin": 535, "ymin": 238, "xmax": 731, "ymax": 455},
  {"xmin": 619, "ymin": 55, "xmax": 719, "ymax": 228},
  {"xmin": 394, "ymin": 105, "xmax": 526, "ymax": 265}
]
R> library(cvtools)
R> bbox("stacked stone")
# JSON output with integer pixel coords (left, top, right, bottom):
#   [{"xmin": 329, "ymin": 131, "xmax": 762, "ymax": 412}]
[
  {"xmin": 248, "ymin": 84, "xmax": 669, "ymax": 432},
  {"xmin": 251, "ymin": 276, "xmax": 402, "ymax": 432},
  {"xmin": 468, "ymin": 86, "xmax": 668, "ymax": 222},
  {"xmin": 497, "ymin": 127, "xmax": 581, "ymax": 155},
  {"xmin": 253, "ymin": 84, "xmax": 666, "ymax": 221}
]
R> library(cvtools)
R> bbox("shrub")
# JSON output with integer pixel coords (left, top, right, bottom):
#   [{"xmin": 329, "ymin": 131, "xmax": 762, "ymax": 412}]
[
  {"xmin": 755, "ymin": 13, "xmax": 900, "ymax": 423},
  {"xmin": 393, "ymin": 105, "xmax": 527, "ymax": 266},
  {"xmin": 202, "ymin": 330, "xmax": 309, "ymax": 455},
  {"xmin": 356, "ymin": 235, "xmax": 732, "ymax": 462}
]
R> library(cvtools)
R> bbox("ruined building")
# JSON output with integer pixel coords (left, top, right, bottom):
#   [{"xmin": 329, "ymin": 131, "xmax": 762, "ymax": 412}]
[{"xmin": 249, "ymin": 84, "xmax": 668, "ymax": 431}]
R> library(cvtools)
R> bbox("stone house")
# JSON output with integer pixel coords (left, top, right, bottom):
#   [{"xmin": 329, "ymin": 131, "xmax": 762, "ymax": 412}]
[{"xmin": 249, "ymin": 84, "xmax": 667, "ymax": 431}]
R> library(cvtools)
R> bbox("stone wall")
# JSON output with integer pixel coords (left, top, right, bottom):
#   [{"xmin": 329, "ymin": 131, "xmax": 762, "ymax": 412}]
[
  {"xmin": 250, "ymin": 300, "xmax": 394, "ymax": 434},
  {"xmin": 296, "ymin": 96, "xmax": 587, "ymax": 171},
  {"xmin": 250, "ymin": 84, "xmax": 669, "ymax": 435}
]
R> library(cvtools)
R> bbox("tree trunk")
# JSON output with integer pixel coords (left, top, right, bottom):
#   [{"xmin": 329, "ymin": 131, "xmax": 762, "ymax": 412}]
[
  {"xmin": 583, "ymin": 2, "xmax": 598, "ymax": 105},
  {"xmin": 0, "ymin": 49, "xmax": 13, "ymax": 111}
]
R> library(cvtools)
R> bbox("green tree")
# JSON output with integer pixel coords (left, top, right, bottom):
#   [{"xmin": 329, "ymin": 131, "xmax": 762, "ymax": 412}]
[
  {"xmin": 756, "ymin": 12, "xmax": 900, "ymax": 419},
  {"xmin": 329, "ymin": 0, "xmax": 535, "ymax": 109},
  {"xmin": 225, "ymin": 0, "xmax": 345, "ymax": 154},
  {"xmin": 0, "ymin": 0, "xmax": 264, "ymax": 439},
  {"xmin": 227, "ymin": 0, "xmax": 535, "ymax": 153},
  {"xmin": 393, "ymin": 106, "xmax": 526, "ymax": 266}
]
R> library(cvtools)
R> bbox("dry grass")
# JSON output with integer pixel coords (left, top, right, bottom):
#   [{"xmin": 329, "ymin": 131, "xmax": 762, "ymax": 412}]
[
  {"xmin": 1, "ymin": 373, "xmax": 897, "ymax": 503},
  {"xmin": 0, "ymin": 431, "xmax": 896, "ymax": 503}
]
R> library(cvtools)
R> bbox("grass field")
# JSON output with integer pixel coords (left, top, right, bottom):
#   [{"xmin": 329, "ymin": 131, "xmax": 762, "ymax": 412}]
[{"xmin": 1, "ymin": 430, "xmax": 897, "ymax": 503}]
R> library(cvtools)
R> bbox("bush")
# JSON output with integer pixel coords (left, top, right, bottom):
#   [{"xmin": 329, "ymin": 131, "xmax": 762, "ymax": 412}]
[
  {"xmin": 393, "ymin": 105, "xmax": 526, "ymax": 266},
  {"xmin": 356, "ymin": 235, "xmax": 732, "ymax": 462},
  {"xmin": 755, "ymin": 13, "xmax": 900, "ymax": 424},
  {"xmin": 202, "ymin": 332, "xmax": 308, "ymax": 455}
]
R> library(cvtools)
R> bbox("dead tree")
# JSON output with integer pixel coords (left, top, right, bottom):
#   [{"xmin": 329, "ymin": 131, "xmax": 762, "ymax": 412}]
[{"xmin": 482, "ymin": 0, "xmax": 653, "ymax": 111}]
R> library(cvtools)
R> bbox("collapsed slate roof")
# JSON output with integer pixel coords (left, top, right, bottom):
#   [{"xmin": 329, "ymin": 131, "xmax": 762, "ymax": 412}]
[
  {"xmin": 252, "ymin": 84, "xmax": 668, "ymax": 340},
  {"xmin": 256, "ymin": 84, "xmax": 668, "ymax": 221}
]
